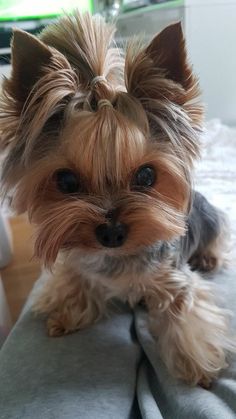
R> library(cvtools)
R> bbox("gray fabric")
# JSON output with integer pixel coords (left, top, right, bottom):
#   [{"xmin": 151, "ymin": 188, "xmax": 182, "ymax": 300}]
[
  {"xmin": 0, "ymin": 270, "xmax": 236, "ymax": 419},
  {"xmin": 0, "ymin": 303, "xmax": 141, "ymax": 419}
]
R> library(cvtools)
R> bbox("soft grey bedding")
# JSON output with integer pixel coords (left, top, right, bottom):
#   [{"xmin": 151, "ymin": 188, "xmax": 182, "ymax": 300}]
[{"xmin": 0, "ymin": 268, "xmax": 235, "ymax": 419}]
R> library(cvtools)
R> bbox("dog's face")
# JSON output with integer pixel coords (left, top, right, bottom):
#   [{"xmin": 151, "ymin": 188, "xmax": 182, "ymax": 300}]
[{"xmin": 0, "ymin": 14, "xmax": 203, "ymax": 265}]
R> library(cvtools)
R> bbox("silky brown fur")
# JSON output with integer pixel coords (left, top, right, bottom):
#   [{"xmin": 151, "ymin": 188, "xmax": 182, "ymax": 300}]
[{"xmin": 0, "ymin": 12, "xmax": 235, "ymax": 386}]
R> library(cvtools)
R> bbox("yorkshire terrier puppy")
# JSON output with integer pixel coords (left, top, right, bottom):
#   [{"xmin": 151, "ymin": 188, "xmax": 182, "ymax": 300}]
[{"xmin": 0, "ymin": 13, "xmax": 235, "ymax": 386}]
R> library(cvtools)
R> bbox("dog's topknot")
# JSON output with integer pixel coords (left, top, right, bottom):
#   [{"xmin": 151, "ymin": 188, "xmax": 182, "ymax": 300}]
[
  {"xmin": 41, "ymin": 13, "xmax": 124, "ymax": 85},
  {"xmin": 40, "ymin": 12, "xmax": 124, "ymax": 102}
]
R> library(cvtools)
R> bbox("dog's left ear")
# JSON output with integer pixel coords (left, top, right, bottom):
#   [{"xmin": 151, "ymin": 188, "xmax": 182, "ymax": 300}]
[
  {"xmin": 125, "ymin": 22, "xmax": 202, "ymax": 161},
  {"xmin": 145, "ymin": 22, "xmax": 192, "ymax": 89},
  {"xmin": 126, "ymin": 22, "xmax": 197, "ymax": 100}
]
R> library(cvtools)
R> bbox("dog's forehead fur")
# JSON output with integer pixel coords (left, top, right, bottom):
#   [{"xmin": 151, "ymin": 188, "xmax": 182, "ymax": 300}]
[{"xmin": 62, "ymin": 104, "xmax": 147, "ymax": 188}]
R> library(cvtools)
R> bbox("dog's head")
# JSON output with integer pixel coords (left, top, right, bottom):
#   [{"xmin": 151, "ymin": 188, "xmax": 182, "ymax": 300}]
[{"xmin": 0, "ymin": 13, "xmax": 203, "ymax": 265}]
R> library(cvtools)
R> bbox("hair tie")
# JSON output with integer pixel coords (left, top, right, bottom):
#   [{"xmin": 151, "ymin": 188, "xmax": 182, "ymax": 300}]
[
  {"xmin": 90, "ymin": 75, "xmax": 107, "ymax": 88},
  {"xmin": 97, "ymin": 99, "xmax": 113, "ymax": 109}
]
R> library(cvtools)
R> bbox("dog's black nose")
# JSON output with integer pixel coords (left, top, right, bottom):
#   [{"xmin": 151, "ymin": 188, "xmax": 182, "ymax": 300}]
[{"xmin": 95, "ymin": 223, "xmax": 128, "ymax": 248}]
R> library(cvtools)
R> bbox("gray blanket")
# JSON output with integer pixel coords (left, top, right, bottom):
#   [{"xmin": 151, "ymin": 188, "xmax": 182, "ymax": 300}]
[{"xmin": 0, "ymin": 268, "xmax": 235, "ymax": 419}]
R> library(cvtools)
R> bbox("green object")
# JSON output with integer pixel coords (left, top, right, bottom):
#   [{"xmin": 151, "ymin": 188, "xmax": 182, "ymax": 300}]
[
  {"xmin": 0, "ymin": 0, "xmax": 93, "ymax": 22},
  {"xmin": 123, "ymin": 0, "xmax": 184, "ymax": 15}
]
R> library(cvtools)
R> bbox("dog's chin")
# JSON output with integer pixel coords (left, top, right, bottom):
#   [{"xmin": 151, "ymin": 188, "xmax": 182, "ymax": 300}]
[{"xmin": 62, "ymin": 239, "xmax": 158, "ymax": 259}]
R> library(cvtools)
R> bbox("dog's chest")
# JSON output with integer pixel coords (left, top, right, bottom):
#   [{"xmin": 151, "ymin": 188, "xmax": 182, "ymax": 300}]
[
  {"xmin": 83, "ymin": 254, "xmax": 155, "ymax": 305},
  {"xmin": 68, "ymin": 243, "xmax": 175, "ymax": 304}
]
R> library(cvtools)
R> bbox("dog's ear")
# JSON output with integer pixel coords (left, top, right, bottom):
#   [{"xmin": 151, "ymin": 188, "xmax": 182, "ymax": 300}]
[
  {"xmin": 9, "ymin": 29, "xmax": 53, "ymax": 103},
  {"xmin": 125, "ymin": 22, "xmax": 203, "ymax": 162},
  {"xmin": 126, "ymin": 22, "xmax": 197, "ymax": 100},
  {"xmin": 0, "ymin": 28, "xmax": 77, "ymax": 186},
  {"xmin": 145, "ymin": 23, "xmax": 192, "ymax": 89}
]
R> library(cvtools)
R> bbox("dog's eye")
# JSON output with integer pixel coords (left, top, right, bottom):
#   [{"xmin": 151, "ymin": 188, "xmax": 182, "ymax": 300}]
[
  {"xmin": 55, "ymin": 169, "xmax": 80, "ymax": 194},
  {"xmin": 132, "ymin": 165, "xmax": 156, "ymax": 189}
]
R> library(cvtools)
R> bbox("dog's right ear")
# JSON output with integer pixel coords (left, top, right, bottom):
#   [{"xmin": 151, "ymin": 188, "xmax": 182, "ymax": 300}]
[{"xmin": 8, "ymin": 29, "xmax": 53, "ymax": 103}]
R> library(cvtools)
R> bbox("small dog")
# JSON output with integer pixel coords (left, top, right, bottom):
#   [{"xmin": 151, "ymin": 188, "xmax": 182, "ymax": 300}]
[{"xmin": 0, "ymin": 13, "xmax": 235, "ymax": 386}]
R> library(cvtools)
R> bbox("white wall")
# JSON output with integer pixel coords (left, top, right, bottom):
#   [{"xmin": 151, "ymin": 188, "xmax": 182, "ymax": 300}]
[
  {"xmin": 185, "ymin": 2, "xmax": 236, "ymax": 125},
  {"xmin": 116, "ymin": 1, "xmax": 236, "ymax": 125}
]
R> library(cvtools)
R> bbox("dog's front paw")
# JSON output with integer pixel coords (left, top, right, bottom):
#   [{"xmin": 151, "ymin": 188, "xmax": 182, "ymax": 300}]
[
  {"xmin": 47, "ymin": 314, "xmax": 69, "ymax": 337},
  {"xmin": 46, "ymin": 311, "xmax": 79, "ymax": 337},
  {"xmin": 189, "ymin": 252, "xmax": 219, "ymax": 273},
  {"xmin": 46, "ymin": 304, "xmax": 99, "ymax": 337},
  {"xmin": 198, "ymin": 375, "xmax": 213, "ymax": 389}
]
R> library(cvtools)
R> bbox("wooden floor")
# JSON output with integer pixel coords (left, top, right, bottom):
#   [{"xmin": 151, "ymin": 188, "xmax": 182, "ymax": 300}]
[{"xmin": 1, "ymin": 216, "xmax": 41, "ymax": 323}]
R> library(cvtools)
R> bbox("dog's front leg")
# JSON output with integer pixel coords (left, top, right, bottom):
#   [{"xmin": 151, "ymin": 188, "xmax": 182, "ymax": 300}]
[
  {"xmin": 33, "ymin": 264, "xmax": 105, "ymax": 337},
  {"xmin": 145, "ymin": 265, "xmax": 235, "ymax": 386}
]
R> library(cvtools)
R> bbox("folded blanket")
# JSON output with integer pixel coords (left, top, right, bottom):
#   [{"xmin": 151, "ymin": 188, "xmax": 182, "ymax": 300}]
[{"xmin": 0, "ymin": 267, "xmax": 235, "ymax": 419}]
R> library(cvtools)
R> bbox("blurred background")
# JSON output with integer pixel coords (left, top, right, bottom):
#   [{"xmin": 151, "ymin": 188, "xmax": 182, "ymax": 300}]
[
  {"xmin": 0, "ymin": 0, "xmax": 236, "ymax": 337},
  {"xmin": 1, "ymin": 0, "xmax": 236, "ymax": 124}
]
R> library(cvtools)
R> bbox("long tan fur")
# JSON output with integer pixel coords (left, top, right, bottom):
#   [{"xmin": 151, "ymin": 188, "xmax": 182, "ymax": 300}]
[{"xmin": 0, "ymin": 12, "xmax": 235, "ymax": 386}]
